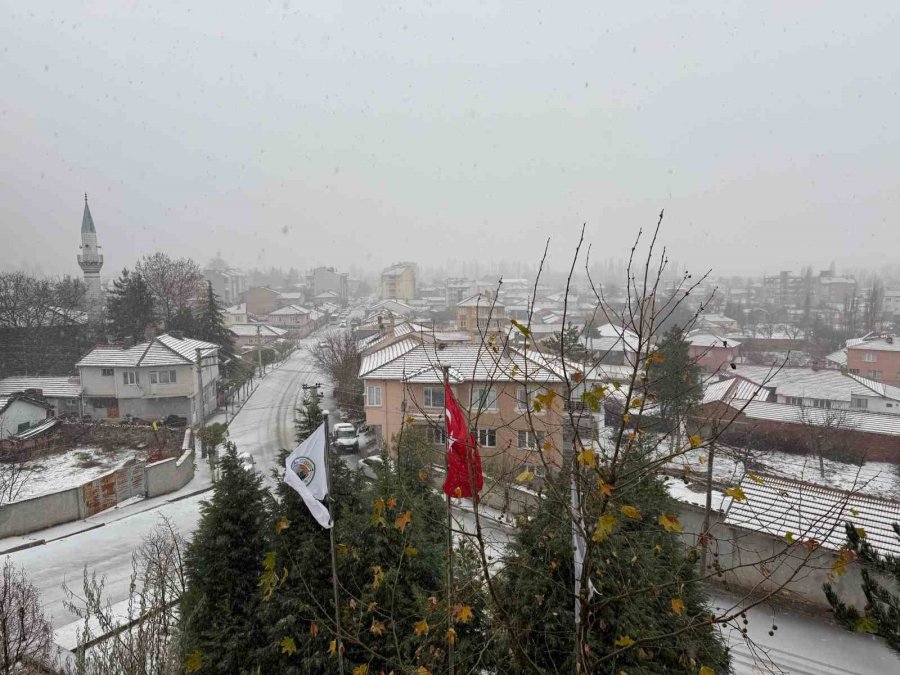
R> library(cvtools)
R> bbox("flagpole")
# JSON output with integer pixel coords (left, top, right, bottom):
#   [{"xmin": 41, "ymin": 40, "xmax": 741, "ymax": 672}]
[
  {"xmin": 323, "ymin": 411, "xmax": 345, "ymax": 675},
  {"xmin": 442, "ymin": 366, "xmax": 455, "ymax": 675}
]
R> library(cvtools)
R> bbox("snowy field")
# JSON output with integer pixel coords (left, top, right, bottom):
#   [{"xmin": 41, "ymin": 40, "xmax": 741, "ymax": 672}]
[
  {"xmin": 13, "ymin": 447, "xmax": 137, "ymax": 502},
  {"xmin": 661, "ymin": 444, "xmax": 900, "ymax": 499}
]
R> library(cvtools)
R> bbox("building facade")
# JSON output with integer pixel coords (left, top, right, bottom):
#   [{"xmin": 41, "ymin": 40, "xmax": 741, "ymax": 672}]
[
  {"xmin": 76, "ymin": 333, "xmax": 219, "ymax": 424},
  {"xmin": 847, "ymin": 336, "xmax": 900, "ymax": 386},
  {"xmin": 381, "ymin": 263, "xmax": 417, "ymax": 302},
  {"xmin": 309, "ymin": 267, "xmax": 349, "ymax": 305}
]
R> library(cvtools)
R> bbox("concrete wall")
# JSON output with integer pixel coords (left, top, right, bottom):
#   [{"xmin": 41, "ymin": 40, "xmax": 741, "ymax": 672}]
[
  {"xmin": 145, "ymin": 445, "xmax": 195, "ymax": 498},
  {"xmin": 676, "ymin": 501, "xmax": 870, "ymax": 611},
  {"xmin": 0, "ymin": 485, "xmax": 84, "ymax": 538}
]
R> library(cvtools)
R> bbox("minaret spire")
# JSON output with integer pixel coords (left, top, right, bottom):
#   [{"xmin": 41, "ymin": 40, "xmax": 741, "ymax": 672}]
[{"xmin": 77, "ymin": 194, "xmax": 104, "ymax": 318}]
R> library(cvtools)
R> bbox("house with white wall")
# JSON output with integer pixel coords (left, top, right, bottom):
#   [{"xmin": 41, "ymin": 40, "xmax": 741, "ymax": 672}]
[
  {"xmin": 0, "ymin": 394, "xmax": 52, "ymax": 439},
  {"xmin": 76, "ymin": 333, "xmax": 219, "ymax": 424}
]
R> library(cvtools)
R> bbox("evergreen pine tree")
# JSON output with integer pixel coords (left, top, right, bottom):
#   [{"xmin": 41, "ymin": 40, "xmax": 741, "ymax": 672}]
[
  {"xmin": 196, "ymin": 281, "xmax": 235, "ymax": 354},
  {"xmin": 496, "ymin": 459, "xmax": 730, "ymax": 673},
  {"xmin": 167, "ymin": 305, "xmax": 198, "ymax": 336},
  {"xmin": 824, "ymin": 522, "xmax": 900, "ymax": 654},
  {"xmin": 180, "ymin": 443, "xmax": 270, "ymax": 674},
  {"xmin": 650, "ymin": 327, "xmax": 703, "ymax": 441},
  {"xmin": 294, "ymin": 390, "xmax": 325, "ymax": 444},
  {"xmin": 106, "ymin": 268, "xmax": 155, "ymax": 340}
]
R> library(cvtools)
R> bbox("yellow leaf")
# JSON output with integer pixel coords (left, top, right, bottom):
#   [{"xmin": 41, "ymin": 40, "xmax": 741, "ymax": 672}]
[
  {"xmin": 454, "ymin": 486, "xmax": 463, "ymax": 498},
  {"xmin": 658, "ymin": 513, "xmax": 684, "ymax": 533},
  {"xmin": 614, "ymin": 635, "xmax": 635, "ymax": 647},
  {"xmin": 445, "ymin": 627, "xmax": 457, "ymax": 646},
  {"xmin": 386, "ymin": 497, "xmax": 397, "ymax": 509},
  {"xmin": 309, "ymin": 622, "xmax": 319, "ymax": 637},
  {"xmin": 577, "ymin": 449, "xmax": 597, "ymax": 468},
  {"xmin": 184, "ymin": 651, "xmax": 203, "ymax": 673},
  {"xmin": 336, "ymin": 543, "xmax": 349, "ymax": 556},
  {"xmin": 689, "ymin": 435, "xmax": 702, "ymax": 449},
  {"xmin": 784, "ymin": 531, "xmax": 795, "ymax": 544},
  {"xmin": 724, "ymin": 486, "xmax": 747, "ymax": 502},
  {"xmin": 671, "ymin": 597, "xmax": 685, "ymax": 616},
  {"xmin": 353, "ymin": 665, "xmax": 368, "ymax": 675},
  {"xmin": 622, "ymin": 413, "xmax": 630, "ymax": 424},
  {"xmin": 263, "ymin": 550, "xmax": 276, "ymax": 572},
  {"xmin": 395, "ymin": 510, "xmax": 413, "ymax": 532},
  {"xmin": 510, "ymin": 319, "xmax": 532, "ymax": 337},
  {"xmin": 855, "ymin": 527, "xmax": 867, "ymax": 539},
  {"xmin": 404, "ymin": 546, "xmax": 420, "ymax": 557},
  {"xmin": 855, "ymin": 616, "xmax": 878, "ymax": 634},
  {"xmin": 620, "ymin": 505, "xmax": 642, "ymax": 520},
  {"xmin": 598, "ymin": 480, "xmax": 613, "ymax": 496},
  {"xmin": 592, "ymin": 514, "xmax": 618, "ymax": 542},
  {"xmin": 699, "ymin": 667, "xmax": 715, "ymax": 675},
  {"xmin": 372, "ymin": 566, "xmax": 384, "ymax": 589},
  {"xmin": 328, "ymin": 640, "xmax": 337, "ymax": 656},
  {"xmin": 850, "ymin": 508, "xmax": 860, "ymax": 516},
  {"xmin": 367, "ymin": 601, "xmax": 378, "ymax": 612},
  {"xmin": 414, "ymin": 619, "xmax": 429, "ymax": 636},
  {"xmin": 280, "ymin": 636, "xmax": 297, "ymax": 655},
  {"xmin": 406, "ymin": 416, "xmax": 416, "ymax": 425},
  {"xmin": 418, "ymin": 469, "xmax": 429, "ymax": 481},
  {"xmin": 516, "ymin": 470, "xmax": 535, "ymax": 482},
  {"xmin": 275, "ymin": 516, "xmax": 290, "ymax": 534},
  {"xmin": 649, "ymin": 352, "xmax": 665, "ymax": 364},
  {"xmin": 373, "ymin": 498, "xmax": 385, "ymax": 516},
  {"xmin": 417, "ymin": 668, "xmax": 432, "ymax": 675},
  {"xmin": 573, "ymin": 371, "xmax": 584, "ymax": 383},
  {"xmin": 542, "ymin": 440, "xmax": 553, "ymax": 452},
  {"xmin": 454, "ymin": 604, "xmax": 474, "ymax": 623},
  {"xmin": 748, "ymin": 473, "xmax": 765, "ymax": 484},
  {"xmin": 370, "ymin": 620, "xmax": 386, "ymax": 636}
]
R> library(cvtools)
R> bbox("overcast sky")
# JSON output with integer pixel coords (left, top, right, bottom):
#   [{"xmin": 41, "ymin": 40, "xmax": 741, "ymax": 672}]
[{"xmin": 2, "ymin": 1, "xmax": 898, "ymax": 280}]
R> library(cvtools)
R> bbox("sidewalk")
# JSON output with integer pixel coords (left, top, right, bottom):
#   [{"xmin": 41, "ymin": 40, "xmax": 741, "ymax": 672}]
[{"xmin": 0, "ymin": 362, "xmax": 286, "ymax": 556}]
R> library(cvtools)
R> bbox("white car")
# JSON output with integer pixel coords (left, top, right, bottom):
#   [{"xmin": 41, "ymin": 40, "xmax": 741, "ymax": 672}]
[
  {"xmin": 238, "ymin": 452, "xmax": 256, "ymax": 472},
  {"xmin": 332, "ymin": 423, "xmax": 359, "ymax": 453}
]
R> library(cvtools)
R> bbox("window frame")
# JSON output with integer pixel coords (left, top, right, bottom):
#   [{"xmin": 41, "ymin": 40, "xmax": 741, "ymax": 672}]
[
  {"xmin": 366, "ymin": 385, "xmax": 382, "ymax": 407},
  {"xmin": 101, "ymin": 368, "xmax": 114, "ymax": 377},
  {"xmin": 122, "ymin": 371, "xmax": 137, "ymax": 386},
  {"xmin": 517, "ymin": 430, "xmax": 546, "ymax": 450},
  {"xmin": 517, "ymin": 387, "xmax": 546, "ymax": 414},
  {"xmin": 471, "ymin": 386, "xmax": 499, "ymax": 411},
  {"xmin": 863, "ymin": 352, "xmax": 876, "ymax": 363},
  {"xmin": 422, "ymin": 386, "xmax": 445, "ymax": 409},
  {"xmin": 426, "ymin": 426, "xmax": 446, "ymax": 445},
  {"xmin": 477, "ymin": 427, "xmax": 497, "ymax": 447}
]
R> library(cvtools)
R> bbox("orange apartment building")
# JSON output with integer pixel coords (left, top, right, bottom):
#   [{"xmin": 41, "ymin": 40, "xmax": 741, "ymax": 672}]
[
  {"xmin": 359, "ymin": 330, "xmax": 565, "ymax": 478},
  {"xmin": 847, "ymin": 336, "xmax": 900, "ymax": 386}
]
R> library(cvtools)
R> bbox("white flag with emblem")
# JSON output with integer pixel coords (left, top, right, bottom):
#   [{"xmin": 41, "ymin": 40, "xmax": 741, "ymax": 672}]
[{"xmin": 283, "ymin": 423, "xmax": 332, "ymax": 528}]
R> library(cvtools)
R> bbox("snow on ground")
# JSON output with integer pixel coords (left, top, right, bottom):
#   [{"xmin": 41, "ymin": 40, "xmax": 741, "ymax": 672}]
[
  {"xmin": 661, "ymin": 444, "xmax": 900, "ymax": 499},
  {"xmin": 13, "ymin": 447, "xmax": 137, "ymax": 502}
]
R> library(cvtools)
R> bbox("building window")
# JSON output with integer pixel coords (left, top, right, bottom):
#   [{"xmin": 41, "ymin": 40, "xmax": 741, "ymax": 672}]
[
  {"xmin": 477, "ymin": 428, "xmax": 497, "ymax": 447},
  {"xmin": 366, "ymin": 385, "xmax": 382, "ymax": 407},
  {"xmin": 122, "ymin": 371, "xmax": 137, "ymax": 386},
  {"xmin": 851, "ymin": 398, "xmax": 868, "ymax": 409},
  {"xmin": 868, "ymin": 370, "xmax": 881, "ymax": 381},
  {"xmin": 863, "ymin": 352, "xmax": 876, "ymax": 362},
  {"xmin": 525, "ymin": 463, "xmax": 546, "ymax": 478},
  {"xmin": 149, "ymin": 370, "xmax": 177, "ymax": 384},
  {"xmin": 786, "ymin": 396, "xmax": 803, "ymax": 406},
  {"xmin": 423, "ymin": 386, "xmax": 445, "ymax": 409},
  {"xmin": 425, "ymin": 426, "xmax": 446, "ymax": 445},
  {"xmin": 101, "ymin": 368, "xmax": 114, "ymax": 377},
  {"xmin": 518, "ymin": 430, "xmax": 546, "ymax": 449},
  {"xmin": 812, "ymin": 399, "xmax": 832, "ymax": 409},
  {"xmin": 472, "ymin": 387, "xmax": 499, "ymax": 411},
  {"xmin": 849, "ymin": 369, "xmax": 860, "ymax": 375}
]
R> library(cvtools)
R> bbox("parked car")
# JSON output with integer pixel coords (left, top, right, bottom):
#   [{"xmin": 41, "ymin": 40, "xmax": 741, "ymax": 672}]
[
  {"xmin": 332, "ymin": 423, "xmax": 359, "ymax": 453},
  {"xmin": 239, "ymin": 452, "xmax": 256, "ymax": 472}
]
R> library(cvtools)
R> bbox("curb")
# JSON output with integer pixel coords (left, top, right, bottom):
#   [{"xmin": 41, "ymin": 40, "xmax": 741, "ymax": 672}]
[
  {"xmin": 167, "ymin": 486, "xmax": 214, "ymax": 503},
  {"xmin": 0, "ymin": 539, "xmax": 46, "ymax": 555}
]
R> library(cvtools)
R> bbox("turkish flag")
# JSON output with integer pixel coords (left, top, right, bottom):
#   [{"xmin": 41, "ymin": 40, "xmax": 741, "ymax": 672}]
[{"xmin": 442, "ymin": 381, "xmax": 483, "ymax": 499}]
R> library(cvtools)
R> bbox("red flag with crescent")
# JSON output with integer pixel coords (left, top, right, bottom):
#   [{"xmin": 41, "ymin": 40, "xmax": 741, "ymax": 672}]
[{"xmin": 442, "ymin": 381, "xmax": 483, "ymax": 499}]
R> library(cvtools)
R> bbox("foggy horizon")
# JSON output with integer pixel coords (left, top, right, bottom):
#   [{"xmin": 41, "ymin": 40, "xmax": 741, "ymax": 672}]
[{"xmin": 3, "ymin": 3, "xmax": 899, "ymax": 280}]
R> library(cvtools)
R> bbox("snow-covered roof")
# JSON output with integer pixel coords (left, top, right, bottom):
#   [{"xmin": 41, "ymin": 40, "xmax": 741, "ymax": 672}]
[
  {"xmin": 848, "ymin": 336, "xmax": 900, "ymax": 353},
  {"xmin": 268, "ymin": 304, "xmax": 310, "ymax": 316},
  {"xmin": 726, "ymin": 365, "xmax": 900, "ymax": 403},
  {"xmin": 725, "ymin": 475, "xmax": 900, "ymax": 557},
  {"xmin": 228, "ymin": 323, "xmax": 287, "ymax": 338},
  {"xmin": 224, "ymin": 303, "xmax": 247, "ymax": 314},
  {"xmin": 735, "ymin": 400, "xmax": 900, "ymax": 437},
  {"xmin": 702, "ymin": 377, "xmax": 770, "ymax": 405},
  {"xmin": 688, "ymin": 333, "xmax": 741, "ymax": 348},
  {"xmin": 76, "ymin": 334, "xmax": 219, "ymax": 368},
  {"xmin": 825, "ymin": 349, "xmax": 847, "ymax": 367},
  {"xmin": 457, "ymin": 293, "xmax": 505, "ymax": 309},
  {"xmin": 0, "ymin": 394, "xmax": 52, "ymax": 414},
  {"xmin": 0, "ymin": 376, "xmax": 81, "ymax": 399},
  {"xmin": 359, "ymin": 341, "xmax": 563, "ymax": 384}
]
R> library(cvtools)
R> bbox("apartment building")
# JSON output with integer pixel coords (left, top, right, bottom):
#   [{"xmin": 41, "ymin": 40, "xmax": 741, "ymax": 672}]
[
  {"xmin": 456, "ymin": 292, "xmax": 507, "ymax": 334},
  {"xmin": 846, "ymin": 335, "xmax": 900, "ymax": 386},
  {"xmin": 381, "ymin": 262, "xmax": 417, "ymax": 302},
  {"xmin": 359, "ymin": 331, "xmax": 565, "ymax": 478}
]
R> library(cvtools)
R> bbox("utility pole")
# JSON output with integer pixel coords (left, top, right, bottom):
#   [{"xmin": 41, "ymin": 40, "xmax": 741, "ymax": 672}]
[
  {"xmin": 256, "ymin": 324, "xmax": 264, "ymax": 376},
  {"xmin": 196, "ymin": 348, "xmax": 205, "ymax": 425}
]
